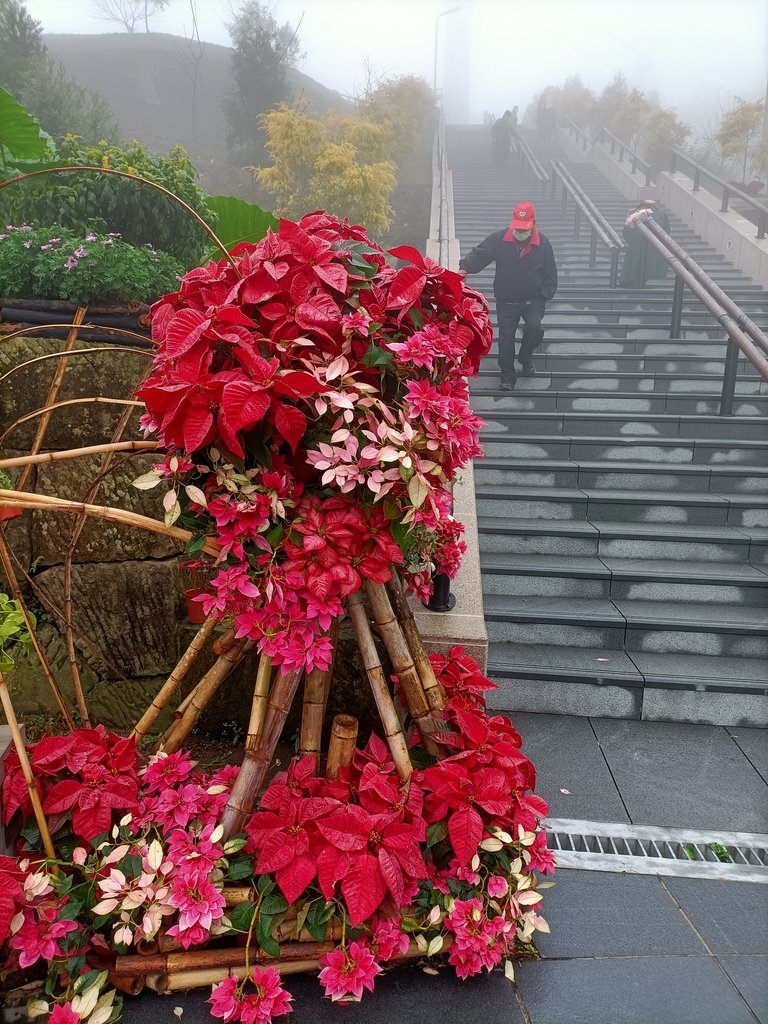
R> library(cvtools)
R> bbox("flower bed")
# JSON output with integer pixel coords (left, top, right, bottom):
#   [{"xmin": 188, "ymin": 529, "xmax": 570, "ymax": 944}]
[{"xmin": 1, "ymin": 648, "xmax": 553, "ymax": 1022}]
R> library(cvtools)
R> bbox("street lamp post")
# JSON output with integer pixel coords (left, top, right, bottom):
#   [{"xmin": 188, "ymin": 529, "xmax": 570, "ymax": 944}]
[{"xmin": 433, "ymin": 6, "xmax": 461, "ymax": 96}]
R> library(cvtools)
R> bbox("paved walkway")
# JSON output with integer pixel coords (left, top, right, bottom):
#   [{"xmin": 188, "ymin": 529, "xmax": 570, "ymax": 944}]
[{"xmin": 124, "ymin": 716, "xmax": 768, "ymax": 1024}]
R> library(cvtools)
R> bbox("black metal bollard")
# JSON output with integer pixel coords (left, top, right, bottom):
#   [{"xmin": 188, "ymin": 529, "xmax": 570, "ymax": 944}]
[{"xmin": 423, "ymin": 571, "xmax": 456, "ymax": 613}]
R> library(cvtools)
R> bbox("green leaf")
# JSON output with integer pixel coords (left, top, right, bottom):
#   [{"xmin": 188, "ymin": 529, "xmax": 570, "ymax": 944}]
[
  {"xmin": 204, "ymin": 195, "xmax": 278, "ymax": 252},
  {"xmin": 228, "ymin": 901, "xmax": 257, "ymax": 932},
  {"xmin": 426, "ymin": 821, "xmax": 448, "ymax": 847},
  {"xmin": 256, "ymin": 916, "xmax": 281, "ymax": 959},
  {"xmin": 183, "ymin": 534, "xmax": 208, "ymax": 555},
  {"xmin": 304, "ymin": 899, "xmax": 332, "ymax": 942},
  {"xmin": 259, "ymin": 892, "xmax": 288, "ymax": 916},
  {"xmin": 226, "ymin": 854, "xmax": 255, "ymax": 881},
  {"xmin": 257, "ymin": 875, "xmax": 275, "ymax": 897},
  {"xmin": 0, "ymin": 88, "xmax": 52, "ymax": 165},
  {"xmin": 361, "ymin": 345, "xmax": 394, "ymax": 368}
]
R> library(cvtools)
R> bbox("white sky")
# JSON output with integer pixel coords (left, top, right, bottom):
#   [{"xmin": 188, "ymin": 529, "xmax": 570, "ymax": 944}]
[{"xmin": 24, "ymin": 0, "xmax": 768, "ymax": 130}]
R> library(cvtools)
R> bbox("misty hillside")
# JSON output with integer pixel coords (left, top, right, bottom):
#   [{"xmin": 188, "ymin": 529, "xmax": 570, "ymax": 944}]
[{"xmin": 44, "ymin": 32, "xmax": 351, "ymax": 192}]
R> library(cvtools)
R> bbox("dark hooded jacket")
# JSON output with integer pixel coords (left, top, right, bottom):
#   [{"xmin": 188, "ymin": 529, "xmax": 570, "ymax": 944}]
[{"xmin": 459, "ymin": 227, "xmax": 558, "ymax": 303}]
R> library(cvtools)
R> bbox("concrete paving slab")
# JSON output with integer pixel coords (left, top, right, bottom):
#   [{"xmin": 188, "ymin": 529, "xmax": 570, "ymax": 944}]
[
  {"xmin": 717, "ymin": 956, "xmax": 768, "ymax": 1024},
  {"xmin": 122, "ymin": 965, "xmax": 527, "ymax": 1024},
  {"xmin": 590, "ymin": 719, "xmax": 768, "ymax": 831},
  {"xmin": 533, "ymin": 870, "xmax": 704, "ymax": 958},
  {"xmin": 516, "ymin": 956, "xmax": 758, "ymax": 1024},
  {"xmin": 508, "ymin": 713, "xmax": 630, "ymax": 822},
  {"xmin": 664, "ymin": 878, "xmax": 768, "ymax": 955},
  {"xmin": 727, "ymin": 727, "xmax": 768, "ymax": 785}
]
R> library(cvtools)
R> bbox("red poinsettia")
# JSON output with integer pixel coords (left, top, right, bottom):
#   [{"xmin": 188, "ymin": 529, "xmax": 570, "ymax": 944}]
[{"xmin": 422, "ymin": 761, "xmax": 513, "ymax": 867}]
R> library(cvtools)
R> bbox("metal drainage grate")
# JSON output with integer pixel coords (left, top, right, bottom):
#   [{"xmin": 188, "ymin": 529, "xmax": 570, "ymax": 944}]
[{"xmin": 544, "ymin": 817, "xmax": 768, "ymax": 883}]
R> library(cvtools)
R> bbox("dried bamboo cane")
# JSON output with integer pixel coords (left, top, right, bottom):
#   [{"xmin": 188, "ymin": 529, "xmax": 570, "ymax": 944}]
[
  {"xmin": 16, "ymin": 308, "xmax": 87, "ymax": 494},
  {"xmin": 146, "ymin": 962, "xmax": 324, "ymax": 992},
  {"xmin": 325, "ymin": 714, "xmax": 358, "ymax": 780},
  {"xmin": 0, "ymin": 670, "xmax": 56, "ymax": 860},
  {"xmin": 219, "ymin": 665, "xmax": 304, "ymax": 840},
  {"xmin": 298, "ymin": 618, "xmax": 339, "ymax": 767},
  {"xmin": 386, "ymin": 571, "xmax": 445, "ymax": 711},
  {"xmin": 246, "ymin": 655, "xmax": 273, "ymax": 745},
  {"xmin": 0, "ymin": 441, "xmax": 158, "ymax": 470},
  {"xmin": 346, "ymin": 590, "xmax": 413, "ymax": 782},
  {"xmin": 0, "ymin": 490, "xmax": 221, "ymax": 557},
  {"xmin": 158, "ymin": 639, "xmax": 252, "ymax": 754},
  {"xmin": 0, "ymin": 533, "xmax": 75, "ymax": 730},
  {"xmin": 114, "ymin": 942, "xmax": 335, "ymax": 977},
  {"xmin": 131, "ymin": 617, "xmax": 217, "ymax": 742},
  {"xmin": 212, "ymin": 626, "xmax": 238, "ymax": 656},
  {"xmin": 0, "ymin": 397, "xmax": 144, "ymax": 448},
  {"xmin": 365, "ymin": 581, "xmax": 444, "ymax": 757}
]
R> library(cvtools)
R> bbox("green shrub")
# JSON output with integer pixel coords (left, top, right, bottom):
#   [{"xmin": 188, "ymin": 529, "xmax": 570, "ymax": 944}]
[
  {"xmin": 1, "ymin": 137, "xmax": 212, "ymax": 266},
  {"xmin": 0, "ymin": 224, "xmax": 183, "ymax": 305}
]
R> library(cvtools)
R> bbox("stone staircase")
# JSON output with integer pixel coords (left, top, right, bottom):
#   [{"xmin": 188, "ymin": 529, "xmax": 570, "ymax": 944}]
[{"xmin": 447, "ymin": 125, "xmax": 768, "ymax": 726}]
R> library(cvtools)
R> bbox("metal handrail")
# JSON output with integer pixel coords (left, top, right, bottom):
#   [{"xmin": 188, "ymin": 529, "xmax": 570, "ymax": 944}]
[
  {"xmin": 597, "ymin": 127, "xmax": 653, "ymax": 186},
  {"xmin": 550, "ymin": 160, "xmax": 623, "ymax": 288},
  {"xmin": 515, "ymin": 134, "xmax": 549, "ymax": 193},
  {"xmin": 634, "ymin": 214, "xmax": 768, "ymax": 413},
  {"xmin": 560, "ymin": 114, "xmax": 592, "ymax": 152},
  {"xmin": 669, "ymin": 149, "xmax": 768, "ymax": 240}
]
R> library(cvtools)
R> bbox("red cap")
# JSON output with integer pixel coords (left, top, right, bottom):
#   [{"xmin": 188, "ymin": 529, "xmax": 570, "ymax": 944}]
[{"xmin": 509, "ymin": 201, "xmax": 536, "ymax": 230}]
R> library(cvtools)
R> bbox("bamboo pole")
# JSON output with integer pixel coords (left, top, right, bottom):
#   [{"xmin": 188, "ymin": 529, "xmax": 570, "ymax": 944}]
[
  {"xmin": 386, "ymin": 571, "xmax": 445, "ymax": 711},
  {"xmin": 0, "ymin": 347, "xmax": 153, "ymax": 388},
  {"xmin": 0, "ymin": 670, "xmax": 56, "ymax": 860},
  {"xmin": 0, "ymin": 397, "xmax": 144, "ymax": 447},
  {"xmin": 246, "ymin": 655, "xmax": 273, "ymax": 747},
  {"xmin": 0, "ymin": 533, "xmax": 75, "ymax": 729},
  {"xmin": 346, "ymin": 591, "xmax": 413, "ymax": 783},
  {"xmin": 219, "ymin": 665, "xmax": 304, "ymax": 840},
  {"xmin": 16, "ymin": 308, "xmax": 87, "ymax": 494},
  {"xmin": 297, "ymin": 618, "xmax": 339, "ymax": 768},
  {"xmin": 146, "ymin": 961, "xmax": 324, "ymax": 993},
  {"xmin": 1, "ymin": 322, "xmax": 156, "ymax": 350},
  {"xmin": 131, "ymin": 616, "xmax": 218, "ymax": 742},
  {"xmin": 158, "ymin": 639, "xmax": 252, "ymax": 754},
  {"xmin": 212, "ymin": 626, "xmax": 238, "ymax": 656},
  {"xmin": 0, "ymin": 441, "xmax": 158, "ymax": 470},
  {"xmin": 325, "ymin": 715, "xmax": 358, "ymax": 780},
  {"xmin": 114, "ymin": 942, "xmax": 335, "ymax": 977},
  {"xmin": 0, "ymin": 491, "xmax": 221, "ymax": 557},
  {"xmin": 365, "ymin": 581, "xmax": 444, "ymax": 757}
]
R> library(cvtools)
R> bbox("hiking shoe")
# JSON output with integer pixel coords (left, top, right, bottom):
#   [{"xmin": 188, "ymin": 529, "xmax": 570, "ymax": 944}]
[
  {"xmin": 499, "ymin": 378, "xmax": 515, "ymax": 391},
  {"xmin": 519, "ymin": 364, "xmax": 536, "ymax": 377}
]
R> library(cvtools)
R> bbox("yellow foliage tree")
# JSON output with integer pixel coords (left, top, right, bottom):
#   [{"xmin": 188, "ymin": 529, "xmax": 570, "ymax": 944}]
[
  {"xmin": 255, "ymin": 106, "xmax": 397, "ymax": 234},
  {"xmin": 715, "ymin": 96, "xmax": 766, "ymax": 184},
  {"xmin": 359, "ymin": 74, "xmax": 435, "ymax": 163}
]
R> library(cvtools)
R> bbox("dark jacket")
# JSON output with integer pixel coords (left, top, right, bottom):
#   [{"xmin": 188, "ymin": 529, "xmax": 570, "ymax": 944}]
[{"xmin": 459, "ymin": 227, "xmax": 558, "ymax": 303}]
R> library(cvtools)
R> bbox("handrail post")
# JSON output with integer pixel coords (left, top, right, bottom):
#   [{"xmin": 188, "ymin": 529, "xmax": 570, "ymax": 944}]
[
  {"xmin": 693, "ymin": 168, "xmax": 700, "ymax": 191},
  {"xmin": 588, "ymin": 227, "xmax": 597, "ymax": 268},
  {"xmin": 719, "ymin": 338, "xmax": 739, "ymax": 416},
  {"xmin": 669, "ymin": 274, "xmax": 685, "ymax": 339},
  {"xmin": 720, "ymin": 187, "xmax": 729, "ymax": 214},
  {"xmin": 574, "ymin": 204, "xmax": 581, "ymax": 240},
  {"xmin": 561, "ymin": 184, "xmax": 568, "ymax": 217},
  {"xmin": 760, "ymin": 211, "xmax": 767, "ymax": 241},
  {"xmin": 610, "ymin": 247, "xmax": 619, "ymax": 289}
]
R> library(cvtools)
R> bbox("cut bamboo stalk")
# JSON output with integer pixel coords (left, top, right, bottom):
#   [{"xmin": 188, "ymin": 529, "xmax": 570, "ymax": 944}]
[
  {"xmin": 0, "ymin": 346, "xmax": 154, "ymax": 388},
  {"xmin": 0, "ymin": 670, "xmax": 56, "ymax": 860},
  {"xmin": 0, "ymin": 490, "xmax": 221, "ymax": 558},
  {"xmin": 219, "ymin": 665, "xmax": 304, "ymax": 840},
  {"xmin": 246, "ymin": 655, "xmax": 273, "ymax": 747},
  {"xmin": 131, "ymin": 616, "xmax": 217, "ymax": 742},
  {"xmin": 346, "ymin": 590, "xmax": 413, "ymax": 783},
  {"xmin": 0, "ymin": 441, "xmax": 158, "ymax": 470},
  {"xmin": 0, "ymin": 534, "xmax": 75, "ymax": 730},
  {"xmin": 158, "ymin": 639, "xmax": 252, "ymax": 754},
  {"xmin": 16, "ymin": 308, "xmax": 86, "ymax": 494},
  {"xmin": 212, "ymin": 626, "xmax": 237, "ymax": 656},
  {"xmin": 146, "ymin": 962, "xmax": 324, "ymax": 992},
  {"xmin": 107, "ymin": 974, "xmax": 146, "ymax": 996},
  {"xmin": 325, "ymin": 715, "xmax": 358, "ymax": 780},
  {"xmin": 365, "ymin": 581, "xmax": 444, "ymax": 757},
  {"xmin": 115, "ymin": 942, "xmax": 335, "ymax": 977},
  {"xmin": 386, "ymin": 572, "xmax": 445, "ymax": 711}
]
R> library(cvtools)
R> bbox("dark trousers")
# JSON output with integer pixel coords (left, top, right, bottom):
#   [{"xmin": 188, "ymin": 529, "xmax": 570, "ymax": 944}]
[{"xmin": 496, "ymin": 298, "xmax": 545, "ymax": 380}]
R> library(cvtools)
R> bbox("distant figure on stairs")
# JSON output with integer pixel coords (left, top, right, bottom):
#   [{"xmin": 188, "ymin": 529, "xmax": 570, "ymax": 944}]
[
  {"xmin": 491, "ymin": 109, "xmax": 517, "ymax": 166},
  {"xmin": 620, "ymin": 198, "xmax": 671, "ymax": 287},
  {"xmin": 458, "ymin": 200, "xmax": 558, "ymax": 391}
]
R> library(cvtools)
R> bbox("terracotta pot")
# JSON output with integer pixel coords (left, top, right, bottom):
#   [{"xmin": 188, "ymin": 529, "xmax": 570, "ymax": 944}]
[{"xmin": 178, "ymin": 556, "xmax": 216, "ymax": 623}]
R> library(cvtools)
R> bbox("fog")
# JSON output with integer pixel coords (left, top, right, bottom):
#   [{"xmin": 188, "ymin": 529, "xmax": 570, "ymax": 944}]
[{"xmin": 24, "ymin": 0, "xmax": 768, "ymax": 134}]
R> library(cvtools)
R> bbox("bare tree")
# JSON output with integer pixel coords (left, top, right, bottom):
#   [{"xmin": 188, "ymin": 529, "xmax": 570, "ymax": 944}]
[
  {"xmin": 173, "ymin": 0, "xmax": 205, "ymax": 149},
  {"xmin": 92, "ymin": 0, "xmax": 172, "ymax": 33}
]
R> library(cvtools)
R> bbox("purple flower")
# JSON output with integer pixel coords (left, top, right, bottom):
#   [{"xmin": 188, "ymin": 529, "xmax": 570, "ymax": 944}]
[
  {"xmin": 73, "ymin": 246, "xmax": 87, "ymax": 258},
  {"xmin": 108, "ymin": 232, "xmax": 121, "ymax": 237},
  {"xmin": 40, "ymin": 244, "xmax": 52, "ymax": 251},
  {"xmin": 48, "ymin": 237, "xmax": 61, "ymax": 244},
  {"xmin": 85, "ymin": 233, "xmax": 97, "ymax": 242},
  {"xmin": 65, "ymin": 256, "xmax": 78, "ymax": 270},
  {"xmin": 0, "ymin": 234, "xmax": 7, "ymax": 241},
  {"xmin": 22, "ymin": 241, "xmax": 32, "ymax": 249}
]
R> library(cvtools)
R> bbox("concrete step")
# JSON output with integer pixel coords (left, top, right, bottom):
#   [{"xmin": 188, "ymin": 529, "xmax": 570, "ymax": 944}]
[
  {"xmin": 477, "ymin": 516, "xmax": 765, "ymax": 564},
  {"xmin": 472, "ymin": 372, "xmax": 766, "ymax": 394},
  {"xmin": 471, "ymin": 389, "xmax": 768, "ymax": 417},
  {"xmin": 479, "ymin": 411, "xmax": 768, "ymax": 441},
  {"xmin": 480, "ymin": 552, "xmax": 768, "ymax": 605},
  {"xmin": 475, "ymin": 458, "xmax": 768, "ymax": 494}
]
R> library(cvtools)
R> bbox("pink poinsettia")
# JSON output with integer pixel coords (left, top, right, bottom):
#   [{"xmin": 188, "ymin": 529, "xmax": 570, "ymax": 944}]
[
  {"xmin": 319, "ymin": 941, "xmax": 382, "ymax": 1002},
  {"xmin": 49, "ymin": 1003, "xmax": 81, "ymax": 1024},
  {"xmin": 208, "ymin": 970, "xmax": 292, "ymax": 1023},
  {"xmin": 9, "ymin": 909, "xmax": 79, "ymax": 968},
  {"xmin": 166, "ymin": 867, "xmax": 226, "ymax": 949}
]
